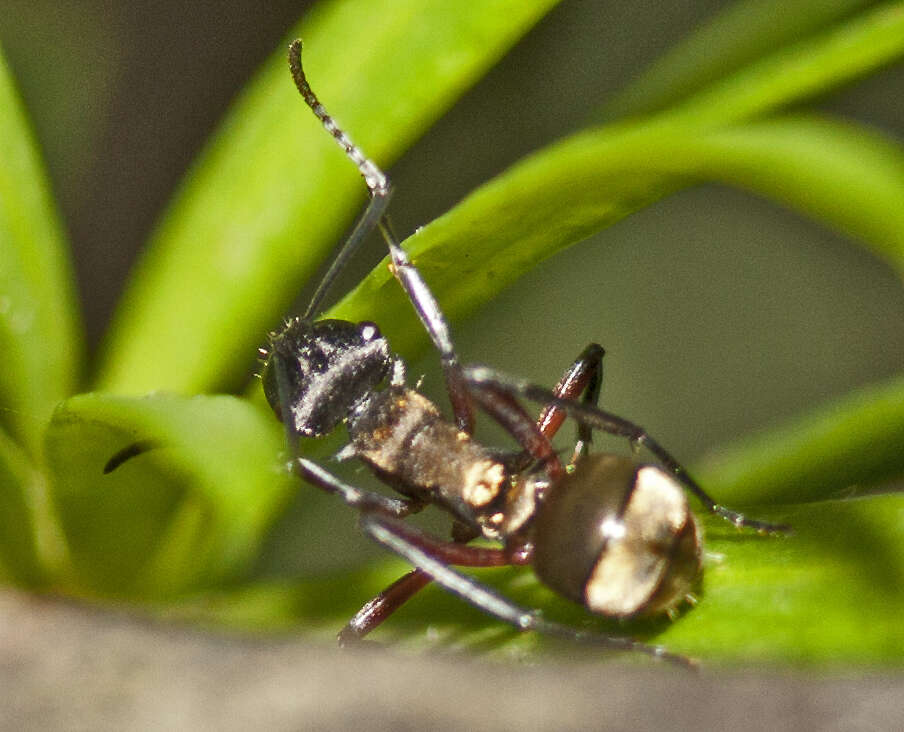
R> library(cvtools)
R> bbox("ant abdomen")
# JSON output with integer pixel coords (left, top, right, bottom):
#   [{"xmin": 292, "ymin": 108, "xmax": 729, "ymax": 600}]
[{"xmin": 531, "ymin": 454, "xmax": 702, "ymax": 618}]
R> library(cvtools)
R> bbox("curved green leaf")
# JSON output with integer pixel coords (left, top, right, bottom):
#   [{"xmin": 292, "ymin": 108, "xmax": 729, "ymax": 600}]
[
  {"xmin": 604, "ymin": 0, "xmax": 878, "ymax": 120},
  {"xmin": 328, "ymin": 113, "xmax": 904, "ymax": 355},
  {"xmin": 0, "ymin": 425, "xmax": 44, "ymax": 584},
  {"xmin": 0, "ymin": 43, "xmax": 82, "ymax": 454},
  {"xmin": 665, "ymin": 116, "xmax": 904, "ymax": 271},
  {"xmin": 44, "ymin": 393, "xmax": 289, "ymax": 597},
  {"xmin": 697, "ymin": 373, "xmax": 904, "ymax": 505},
  {"xmin": 324, "ymin": 3, "xmax": 904, "ymax": 356},
  {"xmin": 95, "ymin": 0, "xmax": 562, "ymax": 396},
  {"xmin": 664, "ymin": 0, "xmax": 904, "ymax": 128},
  {"xmin": 167, "ymin": 493, "xmax": 904, "ymax": 667}
]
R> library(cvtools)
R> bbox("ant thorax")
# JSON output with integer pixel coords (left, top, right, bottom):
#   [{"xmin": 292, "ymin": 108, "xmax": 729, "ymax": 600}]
[{"xmin": 345, "ymin": 386, "xmax": 508, "ymax": 535}]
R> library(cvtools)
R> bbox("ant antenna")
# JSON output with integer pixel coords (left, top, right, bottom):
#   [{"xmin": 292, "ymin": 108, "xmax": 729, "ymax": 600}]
[
  {"xmin": 288, "ymin": 39, "xmax": 393, "ymax": 321},
  {"xmin": 289, "ymin": 39, "xmax": 472, "ymax": 432}
]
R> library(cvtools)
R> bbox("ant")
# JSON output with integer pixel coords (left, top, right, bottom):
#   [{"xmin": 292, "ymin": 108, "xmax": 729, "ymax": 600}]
[{"xmin": 259, "ymin": 40, "xmax": 790, "ymax": 669}]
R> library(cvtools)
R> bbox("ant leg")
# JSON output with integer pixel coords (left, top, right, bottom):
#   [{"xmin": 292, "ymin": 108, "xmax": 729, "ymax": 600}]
[
  {"xmin": 292, "ymin": 457, "xmax": 423, "ymax": 519},
  {"xmin": 359, "ymin": 513, "xmax": 695, "ymax": 669},
  {"xmin": 288, "ymin": 40, "xmax": 473, "ymax": 433},
  {"xmin": 291, "ymin": 449, "xmax": 444, "ymax": 643},
  {"xmin": 299, "ymin": 438, "xmax": 693, "ymax": 663},
  {"xmin": 337, "ymin": 350, "xmax": 606, "ymax": 642},
  {"xmin": 466, "ymin": 373, "xmax": 567, "ymax": 482},
  {"xmin": 537, "ymin": 343, "xmax": 605, "ymax": 464},
  {"xmin": 338, "ymin": 570, "xmax": 434, "ymax": 646},
  {"xmin": 378, "ymin": 216, "xmax": 474, "ymax": 434},
  {"xmin": 338, "ymin": 522, "xmax": 528, "ymax": 645},
  {"xmin": 463, "ymin": 365, "xmax": 792, "ymax": 535},
  {"xmin": 294, "ymin": 456, "xmax": 524, "ymax": 644}
]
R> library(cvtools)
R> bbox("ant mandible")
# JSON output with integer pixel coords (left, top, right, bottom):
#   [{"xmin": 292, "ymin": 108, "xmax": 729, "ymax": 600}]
[{"xmin": 260, "ymin": 40, "xmax": 790, "ymax": 669}]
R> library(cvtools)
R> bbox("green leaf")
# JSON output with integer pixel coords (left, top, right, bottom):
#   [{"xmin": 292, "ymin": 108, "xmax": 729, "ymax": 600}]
[
  {"xmin": 664, "ymin": 0, "xmax": 904, "ymax": 128},
  {"xmin": 165, "ymin": 493, "xmax": 904, "ymax": 667},
  {"xmin": 326, "ymin": 2, "xmax": 904, "ymax": 354},
  {"xmin": 665, "ymin": 495, "xmax": 904, "ymax": 666},
  {"xmin": 653, "ymin": 116, "xmax": 904, "ymax": 273},
  {"xmin": 328, "ymin": 112, "xmax": 904, "ymax": 355},
  {"xmin": 0, "ymin": 425, "xmax": 45, "ymax": 584},
  {"xmin": 697, "ymin": 373, "xmax": 904, "ymax": 506},
  {"xmin": 95, "ymin": 0, "xmax": 562, "ymax": 396},
  {"xmin": 324, "ymin": 113, "xmax": 904, "ymax": 527},
  {"xmin": 0, "ymin": 42, "xmax": 82, "ymax": 454},
  {"xmin": 604, "ymin": 0, "xmax": 878, "ymax": 119},
  {"xmin": 44, "ymin": 393, "xmax": 290, "ymax": 597}
]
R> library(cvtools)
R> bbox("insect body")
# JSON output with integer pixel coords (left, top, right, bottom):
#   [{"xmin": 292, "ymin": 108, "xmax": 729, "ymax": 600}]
[{"xmin": 262, "ymin": 40, "xmax": 789, "ymax": 667}]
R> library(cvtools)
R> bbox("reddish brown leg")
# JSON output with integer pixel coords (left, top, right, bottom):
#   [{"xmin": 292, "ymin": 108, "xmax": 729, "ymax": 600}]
[
  {"xmin": 338, "ymin": 526, "xmax": 531, "ymax": 645},
  {"xmin": 463, "ymin": 365, "xmax": 793, "ymax": 535},
  {"xmin": 536, "ymin": 343, "xmax": 604, "ymax": 463},
  {"xmin": 358, "ymin": 513, "xmax": 694, "ymax": 668},
  {"xmin": 339, "ymin": 346, "xmax": 604, "ymax": 643},
  {"xmin": 338, "ymin": 570, "xmax": 432, "ymax": 646}
]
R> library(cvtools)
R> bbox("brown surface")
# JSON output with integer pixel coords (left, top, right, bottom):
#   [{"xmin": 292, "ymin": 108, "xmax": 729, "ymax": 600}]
[{"xmin": 1, "ymin": 589, "xmax": 901, "ymax": 731}]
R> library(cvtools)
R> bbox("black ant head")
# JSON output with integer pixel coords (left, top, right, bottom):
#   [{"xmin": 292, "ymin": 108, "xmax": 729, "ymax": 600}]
[{"xmin": 261, "ymin": 318, "xmax": 393, "ymax": 437}]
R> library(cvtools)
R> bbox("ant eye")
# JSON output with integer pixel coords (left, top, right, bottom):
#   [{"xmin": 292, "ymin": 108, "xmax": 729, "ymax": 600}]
[{"xmin": 358, "ymin": 322, "xmax": 381, "ymax": 341}]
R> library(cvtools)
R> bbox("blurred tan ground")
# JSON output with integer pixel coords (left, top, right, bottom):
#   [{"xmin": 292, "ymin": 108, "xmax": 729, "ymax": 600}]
[{"xmin": 1, "ymin": 590, "xmax": 900, "ymax": 731}]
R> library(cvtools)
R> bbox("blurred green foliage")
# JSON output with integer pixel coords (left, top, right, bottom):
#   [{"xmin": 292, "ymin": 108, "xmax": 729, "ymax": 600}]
[{"xmin": 0, "ymin": 0, "xmax": 903, "ymax": 666}]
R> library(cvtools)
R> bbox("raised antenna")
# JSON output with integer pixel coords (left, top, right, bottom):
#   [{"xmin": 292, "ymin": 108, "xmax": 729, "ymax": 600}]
[
  {"xmin": 288, "ymin": 40, "xmax": 471, "ymax": 432},
  {"xmin": 288, "ymin": 39, "xmax": 393, "ymax": 320}
]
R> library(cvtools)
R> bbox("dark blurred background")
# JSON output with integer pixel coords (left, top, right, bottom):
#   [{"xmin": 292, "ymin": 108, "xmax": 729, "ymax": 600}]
[{"xmin": 2, "ymin": 0, "xmax": 903, "ymax": 474}]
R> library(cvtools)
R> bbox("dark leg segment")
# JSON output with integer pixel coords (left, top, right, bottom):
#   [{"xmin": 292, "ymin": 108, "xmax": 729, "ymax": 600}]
[
  {"xmin": 468, "ymin": 385, "xmax": 565, "ymax": 482},
  {"xmin": 296, "ymin": 456, "xmax": 528, "ymax": 643},
  {"xmin": 361, "ymin": 513, "xmax": 695, "ymax": 669},
  {"xmin": 536, "ymin": 343, "xmax": 605, "ymax": 464},
  {"xmin": 378, "ymin": 216, "xmax": 474, "ymax": 434},
  {"xmin": 338, "ymin": 513, "xmax": 531, "ymax": 643},
  {"xmin": 338, "ymin": 569, "xmax": 433, "ymax": 646},
  {"xmin": 357, "ymin": 514, "xmax": 530, "ymax": 568},
  {"xmin": 337, "ymin": 348, "xmax": 609, "ymax": 641},
  {"xmin": 463, "ymin": 365, "xmax": 792, "ymax": 534},
  {"xmin": 293, "ymin": 457, "xmax": 422, "ymax": 519}
]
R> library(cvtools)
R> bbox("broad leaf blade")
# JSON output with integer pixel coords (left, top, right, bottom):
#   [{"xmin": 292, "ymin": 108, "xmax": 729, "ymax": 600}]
[
  {"xmin": 0, "ymin": 43, "xmax": 82, "ymax": 454},
  {"xmin": 44, "ymin": 393, "xmax": 289, "ymax": 596},
  {"xmin": 0, "ymin": 425, "xmax": 44, "ymax": 584},
  {"xmin": 698, "ymin": 373, "xmax": 904, "ymax": 505},
  {"xmin": 665, "ymin": 495, "xmax": 904, "ymax": 666},
  {"xmin": 166, "ymin": 493, "xmax": 904, "ymax": 667},
  {"xmin": 95, "ymin": 0, "xmax": 562, "ymax": 396}
]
